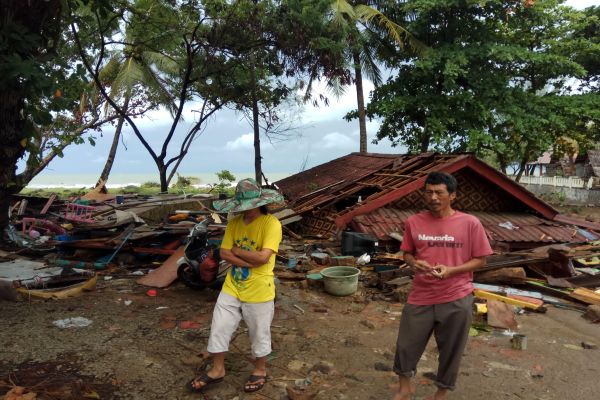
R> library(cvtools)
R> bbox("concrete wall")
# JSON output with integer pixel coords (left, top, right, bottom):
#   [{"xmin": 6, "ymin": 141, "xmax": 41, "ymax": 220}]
[{"xmin": 521, "ymin": 183, "xmax": 600, "ymax": 206}]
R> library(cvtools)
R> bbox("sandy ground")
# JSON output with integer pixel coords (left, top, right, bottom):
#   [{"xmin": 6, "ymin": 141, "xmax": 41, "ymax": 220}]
[{"xmin": 1, "ymin": 277, "xmax": 599, "ymax": 400}]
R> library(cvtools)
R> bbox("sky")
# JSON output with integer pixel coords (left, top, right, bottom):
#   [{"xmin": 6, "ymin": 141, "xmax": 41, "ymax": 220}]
[{"xmin": 27, "ymin": 0, "xmax": 599, "ymax": 184}]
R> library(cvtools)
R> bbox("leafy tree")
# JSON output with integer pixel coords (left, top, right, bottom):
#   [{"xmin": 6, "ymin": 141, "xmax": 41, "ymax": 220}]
[
  {"xmin": 212, "ymin": 169, "xmax": 236, "ymax": 193},
  {"xmin": 366, "ymin": 0, "xmax": 599, "ymax": 179},
  {"xmin": 1, "ymin": 0, "xmax": 77, "ymax": 234},
  {"xmin": 69, "ymin": 0, "xmax": 249, "ymax": 192},
  {"xmin": 94, "ymin": 6, "xmax": 179, "ymax": 188}
]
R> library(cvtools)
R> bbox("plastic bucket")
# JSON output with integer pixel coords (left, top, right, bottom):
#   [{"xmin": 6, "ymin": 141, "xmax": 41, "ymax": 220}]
[{"xmin": 320, "ymin": 266, "xmax": 360, "ymax": 296}]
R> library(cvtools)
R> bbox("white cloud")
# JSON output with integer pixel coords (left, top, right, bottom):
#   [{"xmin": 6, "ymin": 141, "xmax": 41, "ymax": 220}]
[
  {"xmin": 565, "ymin": 0, "xmax": 599, "ymax": 9},
  {"xmin": 301, "ymin": 79, "xmax": 375, "ymax": 124},
  {"xmin": 92, "ymin": 156, "xmax": 106, "ymax": 163},
  {"xmin": 225, "ymin": 133, "xmax": 254, "ymax": 150},
  {"xmin": 321, "ymin": 132, "xmax": 355, "ymax": 149}
]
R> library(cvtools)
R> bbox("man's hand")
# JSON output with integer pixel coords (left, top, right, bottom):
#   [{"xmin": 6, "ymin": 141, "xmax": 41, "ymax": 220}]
[
  {"xmin": 431, "ymin": 264, "xmax": 452, "ymax": 279},
  {"xmin": 413, "ymin": 259, "xmax": 434, "ymax": 273}
]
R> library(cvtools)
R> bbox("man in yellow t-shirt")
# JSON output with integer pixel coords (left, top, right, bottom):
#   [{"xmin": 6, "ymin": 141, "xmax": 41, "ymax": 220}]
[{"xmin": 186, "ymin": 178, "xmax": 283, "ymax": 394}]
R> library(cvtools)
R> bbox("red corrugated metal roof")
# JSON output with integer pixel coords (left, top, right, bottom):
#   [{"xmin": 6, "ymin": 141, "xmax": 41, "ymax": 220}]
[
  {"xmin": 276, "ymin": 152, "xmax": 397, "ymax": 200},
  {"xmin": 351, "ymin": 208, "xmax": 595, "ymax": 244},
  {"xmin": 277, "ymin": 152, "xmax": 469, "ymax": 214},
  {"xmin": 553, "ymin": 214, "xmax": 600, "ymax": 231},
  {"xmin": 337, "ymin": 155, "xmax": 558, "ymax": 227}
]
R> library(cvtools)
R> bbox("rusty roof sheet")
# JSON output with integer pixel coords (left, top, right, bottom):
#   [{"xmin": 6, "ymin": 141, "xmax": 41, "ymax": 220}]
[
  {"xmin": 275, "ymin": 152, "xmax": 398, "ymax": 200},
  {"xmin": 351, "ymin": 208, "xmax": 596, "ymax": 244},
  {"xmin": 277, "ymin": 152, "xmax": 467, "ymax": 214}
]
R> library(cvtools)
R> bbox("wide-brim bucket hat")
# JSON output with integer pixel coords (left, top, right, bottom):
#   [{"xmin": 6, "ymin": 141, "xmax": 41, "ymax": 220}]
[{"xmin": 213, "ymin": 178, "xmax": 284, "ymax": 213}]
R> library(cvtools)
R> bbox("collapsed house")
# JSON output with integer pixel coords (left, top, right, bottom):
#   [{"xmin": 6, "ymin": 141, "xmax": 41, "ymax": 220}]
[
  {"xmin": 529, "ymin": 149, "xmax": 600, "ymax": 180},
  {"xmin": 276, "ymin": 152, "xmax": 600, "ymax": 252}
]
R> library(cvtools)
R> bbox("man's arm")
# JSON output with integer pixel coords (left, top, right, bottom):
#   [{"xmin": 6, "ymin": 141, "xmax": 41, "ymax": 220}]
[
  {"xmin": 219, "ymin": 248, "xmax": 252, "ymax": 268},
  {"xmin": 220, "ymin": 247, "xmax": 274, "ymax": 268},
  {"xmin": 232, "ymin": 246, "xmax": 274, "ymax": 267}
]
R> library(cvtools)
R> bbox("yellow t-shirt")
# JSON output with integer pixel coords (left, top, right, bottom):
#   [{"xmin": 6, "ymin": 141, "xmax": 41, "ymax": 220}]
[{"xmin": 220, "ymin": 213, "xmax": 282, "ymax": 303}]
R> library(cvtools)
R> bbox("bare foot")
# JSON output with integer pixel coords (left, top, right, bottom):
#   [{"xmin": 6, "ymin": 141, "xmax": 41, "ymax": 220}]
[
  {"xmin": 423, "ymin": 388, "xmax": 448, "ymax": 400},
  {"xmin": 393, "ymin": 384, "xmax": 415, "ymax": 400}
]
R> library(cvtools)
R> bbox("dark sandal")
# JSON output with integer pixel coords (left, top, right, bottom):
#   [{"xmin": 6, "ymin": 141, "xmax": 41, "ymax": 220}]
[
  {"xmin": 186, "ymin": 373, "xmax": 224, "ymax": 392},
  {"xmin": 243, "ymin": 374, "xmax": 267, "ymax": 393}
]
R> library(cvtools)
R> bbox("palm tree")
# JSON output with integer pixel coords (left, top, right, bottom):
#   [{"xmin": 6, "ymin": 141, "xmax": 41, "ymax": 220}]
[
  {"xmin": 94, "ymin": 13, "xmax": 178, "ymax": 189},
  {"xmin": 329, "ymin": 0, "xmax": 422, "ymax": 153}
]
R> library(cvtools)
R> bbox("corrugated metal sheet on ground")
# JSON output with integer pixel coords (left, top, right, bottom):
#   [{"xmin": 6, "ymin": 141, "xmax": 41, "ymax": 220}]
[{"xmin": 352, "ymin": 208, "xmax": 594, "ymax": 243}]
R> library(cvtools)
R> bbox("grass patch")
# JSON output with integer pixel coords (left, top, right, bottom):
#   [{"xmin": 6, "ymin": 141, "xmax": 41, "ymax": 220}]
[{"xmin": 19, "ymin": 185, "xmax": 236, "ymax": 199}]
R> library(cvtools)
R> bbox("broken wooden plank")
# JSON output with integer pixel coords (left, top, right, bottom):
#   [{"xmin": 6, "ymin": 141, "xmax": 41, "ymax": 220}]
[
  {"xmin": 40, "ymin": 193, "xmax": 58, "ymax": 214},
  {"xmin": 570, "ymin": 288, "xmax": 600, "ymax": 306},
  {"xmin": 137, "ymin": 246, "xmax": 185, "ymax": 288},
  {"xmin": 17, "ymin": 199, "xmax": 28, "ymax": 215},
  {"xmin": 473, "ymin": 289, "xmax": 541, "ymax": 311},
  {"xmin": 487, "ymin": 299, "xmax": 518, "ymax": 330},
  {"xmin": 475, "ymin": 267, "xmax": 526, "ymax": 285}
]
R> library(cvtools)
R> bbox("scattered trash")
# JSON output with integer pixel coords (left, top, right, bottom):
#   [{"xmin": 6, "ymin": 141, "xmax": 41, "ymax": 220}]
[
  {"xmin": 563, "ymin": 343, "xmax": 583, "ymax": 351},
  {"xmin": 179, "ymin": 321, "xmax": 201, "ymax": 329},
  {"xmin": 510, "ymin": 334, "xmax": 527, "ymax": 350},
  {"xmin": 581, "ymin": 341, "xmax": 597, "ymax": 350},
  {"xmin": 3, "ymin": 386, "xmax": 37, "ymax": 400},
  {"xmin": 356, "ymin": 253, "xmax": 371, "ymax": 266},
  {"xmin": 53, "ymin": 317, "xmax": 93, "ymax": 328},
  {"xmin": 124, "ymin": 300, "xmax": 132, "ymax": 306},
  {"xmin": 531, "ymin": 364, "xmax": 544, "ymax": 378},
  {"xmin": 286, "ymin": 384, "xmax": 318, "ymax": 400},
  {"xmin": 146, "ymin": 289, "xmax": 157, "ymax": 297},
  {"xmin": 293, "ymin": 304, "xmax": 305, "ymax": 315},
  {"xmin": 498, "ymin": 221, "xmax": 519, "ymax": 230}
]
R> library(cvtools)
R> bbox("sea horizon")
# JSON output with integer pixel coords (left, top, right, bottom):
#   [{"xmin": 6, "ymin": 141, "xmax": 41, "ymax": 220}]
[{"xmin": 26, "ymin": 172, "xmax": 293, "ymax": 189}]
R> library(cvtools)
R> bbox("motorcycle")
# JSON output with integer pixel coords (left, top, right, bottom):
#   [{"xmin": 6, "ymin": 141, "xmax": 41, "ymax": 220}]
[{"xmin": 177, "ymin": 216, "xmax": 229, "ymax": 290}]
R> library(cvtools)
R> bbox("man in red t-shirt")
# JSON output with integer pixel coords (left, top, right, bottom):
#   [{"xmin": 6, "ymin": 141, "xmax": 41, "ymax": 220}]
[{"xmin": 393, "ymin": 172, "xmax": 493, "ymax": 400}]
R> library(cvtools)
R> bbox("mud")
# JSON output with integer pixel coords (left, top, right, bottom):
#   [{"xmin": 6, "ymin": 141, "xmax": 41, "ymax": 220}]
[{"xmin": 1, "ymin": 278, "xmax": 599, "ymax": 400}]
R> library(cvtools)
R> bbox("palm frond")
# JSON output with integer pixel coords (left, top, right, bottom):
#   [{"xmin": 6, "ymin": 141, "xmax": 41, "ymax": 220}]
[
  {"xmin": 330, "ymin": 0, "xmax": 356, "ymax": 27},
  {"xmin": 143, "ymin": 51, "xmax": 180, "ymax": 75},
  {"xmin": 359, "ymin": 46, "xmax": 382, "ymax": 87},
  {"xmin": 326, "ymin": 76, "xmax": 347, "ymax": 98},
  {"xmin": 112, "ymin": 57, "xmax": 145, "ymax": 96},
  {"xmin": 139, "ymin": 64, "xmax": 178, "ymax": 116},
  {"xmin": 355, "ymin": 4, "xmax": 425, "ymax": 55}
]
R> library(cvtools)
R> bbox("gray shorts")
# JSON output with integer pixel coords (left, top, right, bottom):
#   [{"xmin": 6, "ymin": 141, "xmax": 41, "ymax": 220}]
[
  {"xmin": 207, "ymin": 291, "xmax": 275, "ymax": 358},
  {"xmin": 394, "ymin": 294, "xmax": 473, "ymax": 390}
]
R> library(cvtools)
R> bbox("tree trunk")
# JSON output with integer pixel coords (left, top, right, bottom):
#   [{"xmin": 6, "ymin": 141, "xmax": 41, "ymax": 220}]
[
  {"xmin": 0, "ymin": 91, "xmax": 27, "ymax": 239},
  {"xmin": 96, "ymin": 97, "xmax": 130, "ymax": 188},
  {"xmin": 159, "ymin": 164, "xmax": 168, "ymax": 193},
  {"xmin": 515, "ymin": 157, "xmax": 529, "ymax": 182},
  {"xmin": 252, "ymin": 87, "xmax": 262, "ymax": 185},
  {"xmin": 0, "ymin": 0, "xmax": 61, "ymax": 239},
  {"xmin": 498, "ymin": 156, "xmax": 508, "ymax": 175},
  {"xmin": 419, "ymin": 134, "xmax": 430, "ymax": 153},
  {"xmin": 353, "ymin": 51, "xmax": 368, "ymax": 154}
]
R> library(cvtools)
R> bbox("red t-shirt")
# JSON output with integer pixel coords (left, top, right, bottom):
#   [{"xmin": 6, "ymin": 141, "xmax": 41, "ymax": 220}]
[{"xmin": 401, "ymin": 210, "xmax": 493, "ymax": 305}]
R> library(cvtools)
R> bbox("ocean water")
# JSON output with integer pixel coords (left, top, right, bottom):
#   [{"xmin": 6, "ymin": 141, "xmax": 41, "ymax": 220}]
[{"xmin": 27, "ymin": 172, "xmax": 293, "ymax": 189}]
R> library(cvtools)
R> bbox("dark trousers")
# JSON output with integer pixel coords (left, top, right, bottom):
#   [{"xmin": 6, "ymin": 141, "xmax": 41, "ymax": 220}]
[{"xmin": 393, "ymin": 294, "xmax": 473, "ymax": 390}]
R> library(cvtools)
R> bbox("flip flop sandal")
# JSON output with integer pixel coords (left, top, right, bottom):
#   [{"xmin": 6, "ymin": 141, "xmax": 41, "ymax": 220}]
[
  {"xmin": 186, "ymin": 373, "xmax": 224, "ymax": 393},
  {"xmin": 243, "ymin": 374, "xmax": 267, "ymax": 393}
]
